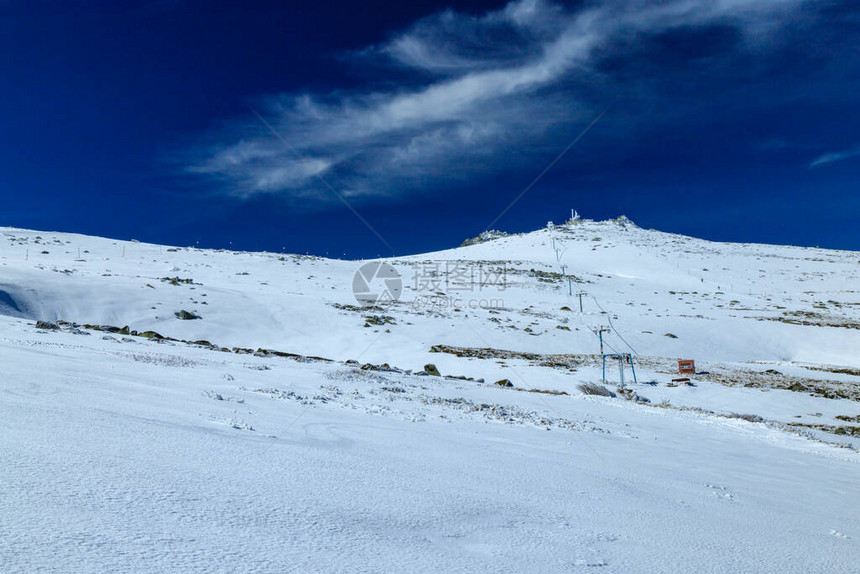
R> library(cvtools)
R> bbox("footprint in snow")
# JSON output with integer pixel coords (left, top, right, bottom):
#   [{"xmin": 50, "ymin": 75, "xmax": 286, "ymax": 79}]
[
  {"xmin": 573, "ymin": 558, "xmax": 608, "ymax": 567},
  {"xmin": 704, "ymin": 483, "xmax": 734, "ymax": 501}
]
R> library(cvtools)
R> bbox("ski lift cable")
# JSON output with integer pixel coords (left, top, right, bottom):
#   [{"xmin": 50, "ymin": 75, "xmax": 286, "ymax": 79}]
[
  {"xmin": 600, "ymin": 306, "xmax": 639, "ymax": 358},
  {"xmin": 547, "ymin": 233, "xmax": 625, "ymax": 357},
  {"xmin": 588, "ymin": 295, "xmax": 641, "ymax": 358},
  {"xmin": 575, "ymin": 309, "xmax": 623, "ymax": 356},
  {"xmin": 607, "ymin": 314, "xmax": 639, "ymax": 357},
  {"xmin": 559, "ymin": 274, "xmax": 625, "ymax": 357},
  {"xmin": 548, "ymin": 226, "xmax": 639, "ymax": 360}
]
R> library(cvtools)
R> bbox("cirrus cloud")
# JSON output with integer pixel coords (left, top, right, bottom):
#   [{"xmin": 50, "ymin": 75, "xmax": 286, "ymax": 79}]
[
  {"xmin": 810, "ymin": 145, "xmax": 860, "ymax": 168},
  {"xmin": 187, "ymin": 0, "xmax": 805, "ymax": 203}
]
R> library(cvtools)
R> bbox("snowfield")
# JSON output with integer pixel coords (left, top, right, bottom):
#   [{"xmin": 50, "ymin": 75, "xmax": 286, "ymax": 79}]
[{"xmin": 1, "ymin": 218, "xmax": 858, "ymax": 572}]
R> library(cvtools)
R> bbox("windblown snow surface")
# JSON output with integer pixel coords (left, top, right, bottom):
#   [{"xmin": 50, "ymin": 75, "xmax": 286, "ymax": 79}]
[{"xmin": 1, "ymin": 218, "xmax": 858, "ymax": 573}]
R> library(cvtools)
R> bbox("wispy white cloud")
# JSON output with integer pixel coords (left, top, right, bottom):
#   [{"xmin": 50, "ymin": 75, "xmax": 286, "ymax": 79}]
[
  {"xmin": 809, "ymin": 145, "xmax": 860, "ymax": 168},
  {"xmin": 188, "ymin": 0, "xmax": 805, "ymax": 202}
]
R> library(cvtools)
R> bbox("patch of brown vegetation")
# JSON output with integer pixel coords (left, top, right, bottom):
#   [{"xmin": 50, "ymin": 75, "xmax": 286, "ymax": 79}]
[
  {"xmin": 699, "ymin": 369, "xmax": 859, "ymax": 402},
  {"xmin": 835, "ymin": 414, "xmax": 860, "ymax": 423},
  {"xmin": 803, "ymin": 365, "xmax": 860, "ymax": 377},
  {"xmin": 523, "ymin": 388, "xmax": 569, "ymax": 396},
  {"xmin": 758, "ymin": 310, "xmax": 860, "ymax": 330},
  {"xmin": 430, "ymin": 344, "xmax": 585, "ymax": 371},
  {"xmin": 786, "ymin": 422, "xmax": 860, "ymax": 437}
]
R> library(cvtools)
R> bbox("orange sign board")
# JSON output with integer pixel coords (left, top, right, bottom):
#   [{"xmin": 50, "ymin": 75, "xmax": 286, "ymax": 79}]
[{"xmin": 678, "ymin": 360, "xmax": 695, "ymax": 374}]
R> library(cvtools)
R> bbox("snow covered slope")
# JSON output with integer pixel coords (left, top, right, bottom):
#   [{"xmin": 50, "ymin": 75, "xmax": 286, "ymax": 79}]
[{"xmin": 1, "ymin": 219, "xmax": 858, "ymax": 572}]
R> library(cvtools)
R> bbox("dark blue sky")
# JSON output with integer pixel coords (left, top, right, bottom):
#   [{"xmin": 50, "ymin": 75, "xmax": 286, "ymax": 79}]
[{"xmin": 2, "ymin": 1, "xmax": 858, "ymax": 257}]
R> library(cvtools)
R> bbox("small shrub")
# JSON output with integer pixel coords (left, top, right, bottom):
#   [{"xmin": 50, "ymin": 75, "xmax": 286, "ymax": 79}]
[
  {"xmin": 617, "ymin": 388, "xmax": 650, "ymax": 403},
  {"xmin": 725, "ymin": 413, "xmax": 764, "ymax": 423},
  {"xmin": 578, "ymin": 382, "xmax": 615, "ymax": 397},
  {"xmin": 526, "ymin": 388, "xmax": 569, "ymax": 396}
]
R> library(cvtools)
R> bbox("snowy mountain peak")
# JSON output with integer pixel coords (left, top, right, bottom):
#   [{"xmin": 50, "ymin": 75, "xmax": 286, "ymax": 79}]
[{"xmin": 2, "ymin": 221, "xmax": 859, "ymax": 571}]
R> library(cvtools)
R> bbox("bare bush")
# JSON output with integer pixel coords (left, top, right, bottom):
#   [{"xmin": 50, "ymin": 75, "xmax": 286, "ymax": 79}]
[
  {"xmin": 725, "ymin": 413, "xmax": 764, "ymax": 423},
  {"xmin": 578, "ymin": 382, "xmax": 615, "ymax": 397}
]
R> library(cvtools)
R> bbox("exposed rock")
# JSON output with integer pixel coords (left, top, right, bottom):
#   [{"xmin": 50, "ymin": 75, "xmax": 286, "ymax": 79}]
[
  {"xmin": 161, "ymin": 276, "xmax": 196, "ymax": 286},
  {"xmin": 175, "ymin": 310, "xmax": 201, "ymax": 320},
  {"xmin": 460, "ymin": 230, "xmax": 509, "ymax": 247},
  {"xmin": 138, "ymin": 331, "xmax": 165, "ymax": 340},
  {"xmin": 364, "ymin": 315, "xmax": 396, "ymax": 326},
  {"xmin": 99, "ymin": 325, "xmax": 125, "ymax": 333}
]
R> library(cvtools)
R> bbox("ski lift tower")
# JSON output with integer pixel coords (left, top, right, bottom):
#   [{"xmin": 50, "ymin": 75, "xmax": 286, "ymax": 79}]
[
  {"xmin": 603, "ymin": 353, "xmax": 638, "ymax": 388},
  {"xmin": 575, "ymin": 289, "xmax": 587, "ymax": 312},
  {"xmin": 595, "ymin": 326, "xmax": 637, "ymax": 386},
  {"xmin": 594, "ymin": 326, "xmax": 610, "ymax": 381}
]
